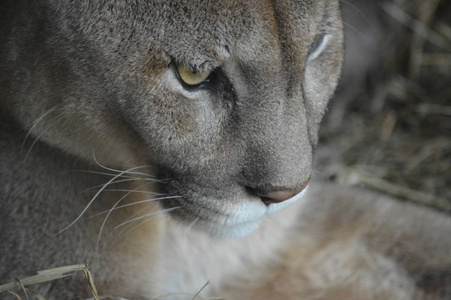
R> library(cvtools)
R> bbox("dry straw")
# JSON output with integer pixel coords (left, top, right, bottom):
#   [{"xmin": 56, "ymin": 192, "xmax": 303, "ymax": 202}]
[{"xmin": 0, "ymin": 263, "xmax": 99, "ymax": 300}]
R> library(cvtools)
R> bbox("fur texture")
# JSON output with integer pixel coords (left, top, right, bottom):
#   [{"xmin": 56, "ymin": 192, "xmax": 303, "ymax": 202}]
[{"xmin": 0, "ymin": 1, "xmax": 450, "ymax": 299}]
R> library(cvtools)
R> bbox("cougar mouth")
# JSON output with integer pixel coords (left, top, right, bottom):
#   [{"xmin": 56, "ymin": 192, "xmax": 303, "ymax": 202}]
[{"xmin": 159, "ymin": 181, "xmax": 310, "ymax": 238}]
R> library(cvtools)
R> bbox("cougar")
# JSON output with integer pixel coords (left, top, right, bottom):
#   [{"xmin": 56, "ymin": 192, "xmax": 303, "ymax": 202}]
[{"xmin": 1, "ymin": 1, "xmax": 450, "ymax": 299}]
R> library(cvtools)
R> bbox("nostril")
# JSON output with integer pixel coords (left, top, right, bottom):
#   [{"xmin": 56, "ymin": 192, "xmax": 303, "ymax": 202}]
[
  {"xmin": 257, "ymin": 177, "xmax": 311, "ymax": 206},
  {"xmin": 260, "ymin": 191, "xmax": 296, "ymax": 205}
]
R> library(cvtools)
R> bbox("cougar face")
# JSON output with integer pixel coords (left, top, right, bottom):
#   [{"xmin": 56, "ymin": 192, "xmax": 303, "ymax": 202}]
[{"xmin": 1, "ymin": 0, "xmax": 343, "ymax": 238}]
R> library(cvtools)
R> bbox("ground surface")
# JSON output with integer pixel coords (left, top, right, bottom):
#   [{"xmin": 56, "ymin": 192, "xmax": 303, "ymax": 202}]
[{"xmin": 316, "ymin": 0, "xmax": 451, "ymax": 213}]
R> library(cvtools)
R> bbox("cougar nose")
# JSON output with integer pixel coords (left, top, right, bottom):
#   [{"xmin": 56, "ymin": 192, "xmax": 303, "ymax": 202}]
[{"xmin": 257, "ymin": 178, "xmax": 310, "ymax": 206}]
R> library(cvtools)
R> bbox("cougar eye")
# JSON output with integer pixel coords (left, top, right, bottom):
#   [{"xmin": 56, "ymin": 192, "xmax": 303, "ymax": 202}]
[
  {"xmin": 172, "ymin": 61, "xmax": 235, "ymax": 101},
  {"xmin": 176, "ymin": 64, "xmax": 211, "ymax": 87},
  {"xmin": 308, "ymin": 34, "xmax": 326, "ymax": 59}
]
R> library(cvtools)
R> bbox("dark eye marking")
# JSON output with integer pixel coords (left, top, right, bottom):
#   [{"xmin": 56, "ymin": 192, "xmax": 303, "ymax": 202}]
[
  {"xmin": 308, "ymin": 34, "xmax": 326, "ymax": 57},
  {"xmin": 172, "ymin": 62, "xmax": 235, "ymax": 101}
]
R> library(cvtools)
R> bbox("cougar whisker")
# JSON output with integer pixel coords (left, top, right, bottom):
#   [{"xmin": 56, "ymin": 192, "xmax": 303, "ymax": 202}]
[
  {"xmin": 115, "ymin": 206, "xmax": 180, "ymax": 229},
  {"xmin": 22, "ymin": 104, "xmax": 61, "ymax": 149},
  {"xmin": 57, "ymin": 165, "xmax": 152, "ymax": 235},
  {"xmin": 184, "ymin": 217, "xmax": 200, "ymax": 237},
  {"xmin": 75, "ymin": 169, "xmax": 155, "ymax": 181},
  {"xmin": 339, "ymin": 0, "xmax": 371, "ymax": 26},
  {"xmin": 23, "ymin": 114, "xmax": 66, "ymax": 165},
  {"xmin": 83, "ymin": 178, "xmax": 155, "ymax": 193},
  {"xmin": 95, "ymin": 189, "xmax": 162, "ymax": 195},
  {"xmin": 112, "ymin": 207, "xmax": 181, "ymax": 245},
  {"xmin": 87, "ymin": 195, "xmax": 182, "ymax": 219},
  {"xmin": 112, "ymin": 204, "xmax": 156, "ymax": 239},
  {"xmin": 96, "ymin": 181, "xmax": 153, "ymax": 251},
  {"xmin": 92, "ymin": 153, "xmax": 153, "ymax": 177},
  {"xmin": 342, "ymin": 20, "xmax": 367, "ymax": 39}
]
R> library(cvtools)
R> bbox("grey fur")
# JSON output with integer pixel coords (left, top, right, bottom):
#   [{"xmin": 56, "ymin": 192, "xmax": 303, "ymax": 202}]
[{"xmin": 1, "ymin": 1, "xmax": 450, "ymax": 299}]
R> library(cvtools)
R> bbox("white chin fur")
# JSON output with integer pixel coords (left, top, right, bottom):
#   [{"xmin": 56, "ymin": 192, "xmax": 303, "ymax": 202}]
[
  {"xmin": 207, "ymin": 185, "xmax": 310, "ymax": 239},
  {"xmin": 208, "ymin": 219, "xmax": 264, "ymax": 239}
]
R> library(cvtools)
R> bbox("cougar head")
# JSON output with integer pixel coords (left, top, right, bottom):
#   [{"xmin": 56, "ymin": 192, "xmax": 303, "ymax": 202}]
[{"xmin": 1, "ymin": 0, "xmax": 343, "ymax": 238}]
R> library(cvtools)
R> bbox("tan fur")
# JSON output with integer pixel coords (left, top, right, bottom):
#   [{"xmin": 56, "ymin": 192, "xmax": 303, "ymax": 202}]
[{"xmin": 0, "ymin": 1, "xmax": 450, "ymax": 299}]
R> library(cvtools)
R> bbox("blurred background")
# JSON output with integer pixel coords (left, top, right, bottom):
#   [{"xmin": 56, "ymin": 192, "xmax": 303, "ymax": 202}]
[{"xmin": 315, "ymin": 0, "xmax": 451, "ymax": 212}]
